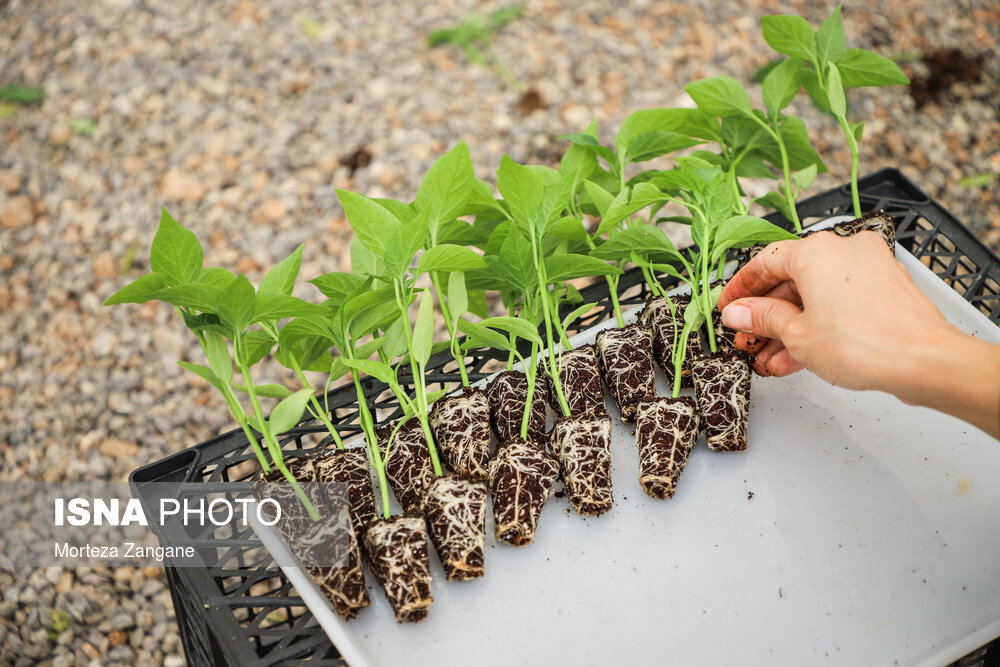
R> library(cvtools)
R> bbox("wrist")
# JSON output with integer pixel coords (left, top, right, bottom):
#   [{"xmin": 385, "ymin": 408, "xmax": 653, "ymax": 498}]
[{"xmin": 891, "ymin": 326, "xmax": 1000, "ymax": 439}]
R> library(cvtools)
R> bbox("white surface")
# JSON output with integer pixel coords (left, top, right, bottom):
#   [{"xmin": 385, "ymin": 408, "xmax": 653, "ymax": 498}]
[{"xmin": 253, "ymin": 219, "xmax": 1000, "ymax": 667}]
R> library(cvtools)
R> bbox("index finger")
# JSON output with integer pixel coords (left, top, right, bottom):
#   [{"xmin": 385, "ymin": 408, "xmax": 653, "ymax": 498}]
[{"xmin": 719, "ymin": 239, "xmax": 800, "ymax": 310}]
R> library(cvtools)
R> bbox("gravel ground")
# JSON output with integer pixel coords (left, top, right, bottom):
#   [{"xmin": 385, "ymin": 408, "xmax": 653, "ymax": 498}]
[{"xmin": 1, "ymin": 0, "xmax": 997, "ymax": 664}]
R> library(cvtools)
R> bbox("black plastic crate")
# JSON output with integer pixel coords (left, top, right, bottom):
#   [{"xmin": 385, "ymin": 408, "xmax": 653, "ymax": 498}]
[{"xmin": 130, "ymin": 168, "xmax": 1000, "ymax": 666}]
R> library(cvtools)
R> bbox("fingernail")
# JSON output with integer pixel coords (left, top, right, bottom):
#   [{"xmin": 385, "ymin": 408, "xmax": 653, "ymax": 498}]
[{"xmin": 722, "ymin": 304, "xmax": 752, "ymax": 331}]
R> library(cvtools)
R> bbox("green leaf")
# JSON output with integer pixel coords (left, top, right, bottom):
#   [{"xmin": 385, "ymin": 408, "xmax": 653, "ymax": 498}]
[
  {"xmin": 341, "ymin": 358, "xmax": 396, "ymax": 384},
  {"xmin": 204, "ymin": 332, "xmax": 233, "ymax": 383},
  {"xmin": 150, "ymin": 208, "xmax": 203, "ymax": 285},
  {"xmin": 958, "ymin": 172, "xmax": 996, "ymax": 188},
  {"xmin": 826, "ymin": 62, "xmax": 847, "ymax": 117},
  {"xmin": 197, "ymin": 267, "xmax": 237, "ymax": 288},
  {"xmin": 458, "ymin": 320, "xmax": 517, "ymax": 354},
  {"xmin": 538, "ymin": 172, "xmax": 576, "ymax": 236},
  {"xmin": 337, "ymin": 189, "xmax": 402, "ymax": 259},
  {"xmin": 309, "ymin": 271, "xmax": 366, "ymax": 302},
  {"xmin": 242, "ymin": 330, "xmax": 276, "ymax": 366},
  {"xmin": 104, "ymin": 272, "xmax": 168, "ymax": 306},
  {"xmin": 792, "ymin": 162, "xmax": 818, "ymax": 191},
  {"xmin": 761, "ymin": 14, "xmax": 816, "ymax": 61},
  {"xmin": 684, "ymin": 76, "xmax": 753, "ymax": 118},
  {"xmin": 583, "ymin": 180, "xmax": 615, "ymax": 218},
  {"xmin": 259, "ymin": 244, "xmax": 303, "ymax": 296},
  {"xmin": 558, "ymin": 131, "xmax": 619, "ymax": 166},
  {"xmin": 417, "ymin": 244, "xmax": 487, "ymax": 274},
  {"xmin": 498, "ymin": 230, "xmax": 536, "ymax": 294},
  {"xmin": 468, "ymin": 287, "xmax": 489, "ymax": 319},
  {"xmin": 447, "ymin": 271, "xmax": 468, "ymax": 319},
  {"xmin": 544, "ymin": 253, "xmax": 623, "ymax": 284},
  {"xmin": 617, "ymin": 107, "xmax": 721, "ymax": 145},
  {"xmin": 815, "ymin": 5, "xmax": 846, "ymax": 64},
  {"xmin": 383, "ymin": 215, "xmax": 428, "ymax": 278},
  {"xmin": 490, "ymin": 4, "xmax": 522, "ymax": 27},
  {"xmin": 759, "ymin": 116, "xmax": 826, "ymax": 172},
  {"xmin": 711, "ymin": 215, "xmax": 799, "ymax": 263},
  {"xmin": 852, "ymin": 121, "xmax": 865, "ymax": 143},
  {"xmin": 372, "ymin": 197, "xmax": 413, "ymax": 222},
  {"xmin": 0, "ymin": 84, "xmax": 44, "ymax": 105},
  {"xmin": 622, "ymin": 131, "xmax": 702, "ymax": 164},
  {"xmin": 342, "ymin": 287, "xmax": 400, "ymax": 337},
  {"xmin": 411, "ymin": 290, "xmax": 435, "ymax": 367},
  {"xmin": 215, "ymin": 275, "xmax": 256, "ymax": 332},
  {"xmin": 835, "ymin": 48, "xmax": 909, "ymax": 87},
  {"xmin": 801, "ymin": 69, "xmax": 829, "ymax": 113},
  {"xmin": 558, "ymin": 141, "xmax": 598, "ymax": 183},
  {"xmin": 762, "ymin": 58, "xmax": 804, "ymax": 115},
  {"xmin": 561, "ymin": 302, "xmax": 597, "ymax": 333},
  {"xmin": 349, "ymin": 239, "xmax": 385, "ymax": 283},
  {"xmin": 148, "ymin": 283, "xmax": 224, "ymax": 313},
  {"xmin": 252, "ymin": 294, "xmax": 327, "ymax": 323},
  {"xmin": 177, "ymin": 361, "xmax": 227, "ymax": 393},
  {"xmin": 268, "ymin": 389, "xmax": 315, "ymax": 435},
  {"xmin": 497, "ymin": 155, "xmax": 545, "ymax": 230},
  {"xmin": 548, "ymin": 216, "xmax": 588, "ymax": 242},
  {"xmin": 417, "ymin": 141, "xmax": 475, "ymax": 233},
  {"xmin": 234, "ymin": 382, "xmax": 291, "ymax": 399},
  {"xmin": 478, "ymin": 316, "xmax": 542, "ymax": 345},
  {"xmin": 596, "ymin": 182, "xmax": 667, "ymax": 235},
  {"xmin": 591, "ymin": 224, "xmax": 683, "ymax": 264},
  {"xmin": 753, "ymin": 191, "xmax": 795, "ymax": 221}
]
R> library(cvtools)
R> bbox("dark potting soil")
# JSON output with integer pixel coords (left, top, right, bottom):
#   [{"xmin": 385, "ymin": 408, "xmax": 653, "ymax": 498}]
[
  {"xmin": 596, "ymin": 323, "xmax": 656, "ymax": 423},
  {"xmin": 484, "ymin": 369, "xmax": 547, "ymax": 444},
  {"xmin": 428, "ymin": 386, "xmax": 493, "ymax": 480},
  {"xmin": 691, "ymin": 352, "xmax": 752, "ymax": 452},
  {"xmin": 539, "ymin": 344, "xmax": 605, "ymax": 416},
  {"xmin": 313, "ymin": 447, "xmax": 378, "ymax": 539},
  {"xmin": 294, "ymin": 512, "xmax": 370, "ymax": 620},
  {"xmin": 254, "ymin": 457, "xmax": 329, "ymax": 535},
  {"xmin": 376, "ymin": 418, "xmax": 436, "ymax": 514},
  {"xmin": 635, "ymin": 397, "xmax": 700, "ymax": 500},
  {"xmin": 423, "ymin": 475, "xmax": 488, "ymax": 582},
  {"xmin": 549, "ymin": 411, "xmax": 613, "ymax": 516},
  {"xmin": 828, "ymin": 211, "xmax": 897, "ymax": 252},
  {"xmin": 640, "ymin": 293, "xmax": 701, "ymax": 388},
  {"xmin": 253, "ymin": 457, "xmax": 369, "ymax": 621},
  {"xmin": 363, "ymin": 515, "xmax": 433, "ymax": 623},
  {"xmin": 488, "ymin": 438, "xmax": 560, "ymax": 546}
]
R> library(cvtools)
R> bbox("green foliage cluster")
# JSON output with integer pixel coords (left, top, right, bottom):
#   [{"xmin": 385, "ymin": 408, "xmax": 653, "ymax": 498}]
[{"xmin": 106, "ymin": 6, "xmax": 909, "ymax": 515}]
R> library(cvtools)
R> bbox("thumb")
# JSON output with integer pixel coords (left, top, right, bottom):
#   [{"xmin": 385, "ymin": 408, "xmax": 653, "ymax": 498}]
[{"xmin": 721, "ymin": 297, "xmax": 801, "ymax": 341}]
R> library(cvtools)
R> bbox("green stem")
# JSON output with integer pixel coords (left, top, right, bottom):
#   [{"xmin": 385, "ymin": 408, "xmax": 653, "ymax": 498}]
[
  {"xmin": 351, "ymin": 369, "xmax": 391, "ymax": 520},
  {"xmin": 430, "ymin": 272, "xmax": 470, "ymax": 387},
  {"xmin": 751, "ymin": 115, "xmax": 802, "ymax": 232},
  {"xmin": 836, "ymin": 114, "xmax": 862, "ymax": 218},
  {"xmin": 238, "ymin": 344, "xmax": 318, "ymax": 521},
  {"xmin": 700, "ymin": 249, "xmax": 718, "ymax": 355},
  {"xmin": 291, "ymin": 359, "xmax": 344, "ymax": 450},
  {"xmin": 394, "ymin": 283, "xmax": 444, "ymax": 477},
  {"xmin": 520, "ymin": 341, "xmax": 538, "ymax": 440}
]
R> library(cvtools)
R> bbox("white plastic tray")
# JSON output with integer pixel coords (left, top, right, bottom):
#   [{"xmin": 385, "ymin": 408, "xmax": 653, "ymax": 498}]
[{"xmin": 253, "ymin": 218, "xmax": 1000, "ymax": 667}]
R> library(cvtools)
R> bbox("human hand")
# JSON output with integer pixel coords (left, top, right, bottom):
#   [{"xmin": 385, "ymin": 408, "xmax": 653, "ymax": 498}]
[
  {"xmin": 718, "ymin": 230, "xmax": 954, "ymax": 393},
  {"xmin": 718, "ymin": 229, "xmax": 1000, "ymax": 438}
]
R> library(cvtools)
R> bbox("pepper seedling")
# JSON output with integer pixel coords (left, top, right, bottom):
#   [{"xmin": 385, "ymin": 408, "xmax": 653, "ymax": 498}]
[
  {"xmin": 104, "ymin": 210, "xmax": 328, "ymax": 519},
  {"xmin": 427, "ymin": 4, "xmax": 525, "ymax": 93},
  {"xmin": 492, "ymin": 154, "xmax": 622, "ymax": 417},
  {"xmin": 761, "ymin": 5, "xmax": 909, "ymax": 217},
  {"xmin": 412, "ymin": 141, "xmax": 495, "ymax": 388}
]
